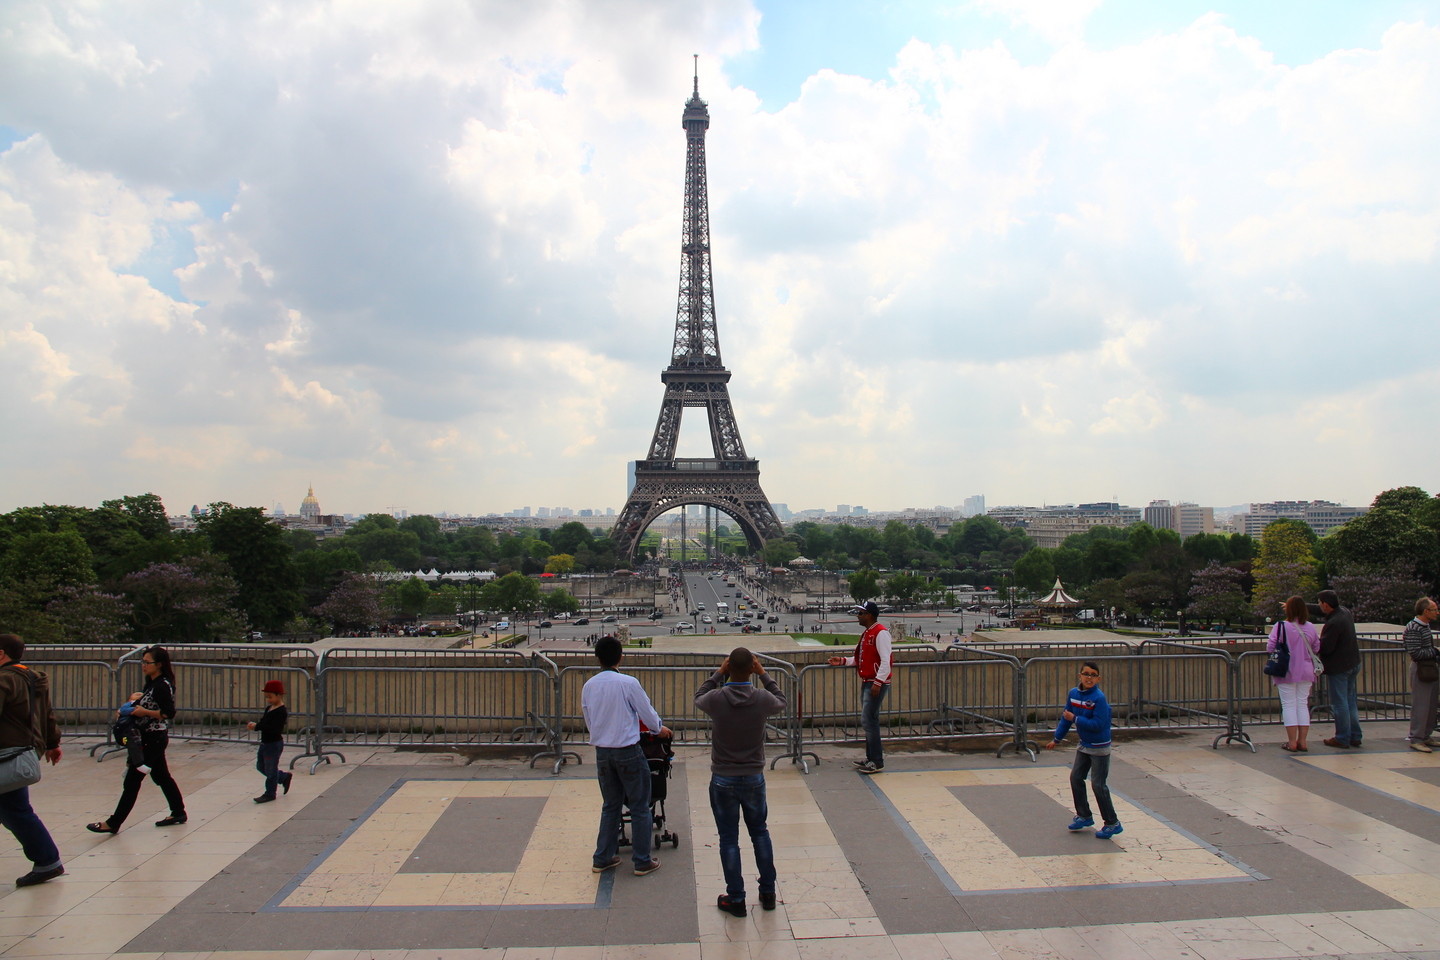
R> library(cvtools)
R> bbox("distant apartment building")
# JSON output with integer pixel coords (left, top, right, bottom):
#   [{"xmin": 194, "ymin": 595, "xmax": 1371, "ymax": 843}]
[
  {"xmin": 992, "ymin": 502, "xmax": 1142, "ymax": 548},
  {"xmin": 962, "ymin": 495, "xmax": 986, "ymax": 518},
  {"xmin": 1143, "ymin": 500, "xmax": 1214, "ymax": 537},
  {"xmin": 770, "ymin": 503, "xmax": 793, "ymax": 522},
  {"xmin": 837, "ymin": 504, "xmax": 851, "ymax": 517},
  {"xmin": 852, "ymin": 506, "xmax": 867, "ymax": 516},
  {"xmin": 1233, "ymin": 500, "xmax": 1368, "ymax": 537}
]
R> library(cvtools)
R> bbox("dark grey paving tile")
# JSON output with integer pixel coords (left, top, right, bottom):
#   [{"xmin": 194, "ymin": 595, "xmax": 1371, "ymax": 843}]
[
  {"xmin": 401, "ymin": 796, "xmax": 543, "ymax": 874},
  {"xmin": 870, "ymin": 896, "xmax": 975, "ymax": 933},
  {"xmin": 123, "ymin": 910, "xmax": 249, "ymax": 952},
  {"xmin": 948, "ymin": 784, "xmax": 1122, "ymax": 858},
  {"xmin": 958, "ymin": 890, "xmax": 1089, "ymax": 931},
  {"xmin": 485, "ymin": 909, "xmax": 608, "ymax": 947}
]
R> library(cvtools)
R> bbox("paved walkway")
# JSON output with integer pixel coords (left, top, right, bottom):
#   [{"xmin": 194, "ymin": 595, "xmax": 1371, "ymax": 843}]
[{"xmin": 3, "ymin": 723, "xmax": 1440, "ymax": 959}]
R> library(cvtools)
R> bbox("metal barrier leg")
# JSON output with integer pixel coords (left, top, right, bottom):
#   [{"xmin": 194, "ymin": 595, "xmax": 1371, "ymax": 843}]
[
  {"xmin": 996, "ymin": 668, "xmax": 1038, "ymax": 761},
  {"xmin": 290, "ymin": 682, "xmax": 347, "ymax": 774},
  {"xmin": 525, "ymin": 709, "xmax": 582, "ymax": 775},
  {"xmin": 1211, "ymin": 660, "xmax": 1255, "ymax": 752},
  {"xmin": 768, "ymin": 685, "xmax": 818, "ymax": 774}
]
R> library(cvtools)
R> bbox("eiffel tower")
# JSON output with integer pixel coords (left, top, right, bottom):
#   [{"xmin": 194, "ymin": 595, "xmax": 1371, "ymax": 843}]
[{"xmin": 611, "ymin": 64, "xmax": 783, "ymax": 561}]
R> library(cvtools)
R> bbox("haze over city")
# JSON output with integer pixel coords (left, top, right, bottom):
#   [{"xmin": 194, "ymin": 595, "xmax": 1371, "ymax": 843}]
[{"xmin": 3, "ymin": 0, "xmax": 1438, "ymax": 516}]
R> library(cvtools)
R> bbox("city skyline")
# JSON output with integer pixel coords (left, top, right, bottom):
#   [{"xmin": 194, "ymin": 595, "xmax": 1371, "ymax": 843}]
[{"xmin": 4, "ymin": 1, "xmax": 1439, "ymax": 514}]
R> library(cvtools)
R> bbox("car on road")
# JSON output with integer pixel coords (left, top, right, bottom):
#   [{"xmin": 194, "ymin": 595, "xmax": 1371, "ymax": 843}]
[
  {"xmin": 495, "ymin": 621, "xmax": 511, "ymax": 630},
  {"xmin": 538, "ymin": 621, "xmax": 552, "ymax": 629},
  {"xmin": 697, "ymin": 602, "xmax": 706, "ymax": 610},
  {"xmin": 649, "ymin": 611, "xmax": 663, "ymax": 620},
  {"xmin": 601, "ymin": 615, "xmax": 617, "ymax": 623},
  {"xmin": 700, "ymin": 614, "xmax": 712, "ymax": 623},
  {"xmin": 766, "ymin": 615, "xmax": 779, "ymax": 623},
  {"xmin": 676, "ymin": 621, "xmax": 694, "ymax": 630},
  {"xmin": 574, "ymin": 618, "xmax": 590, "ymax": 625}
]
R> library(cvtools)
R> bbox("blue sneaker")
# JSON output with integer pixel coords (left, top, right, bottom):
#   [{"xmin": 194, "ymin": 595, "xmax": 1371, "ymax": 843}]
[
  {"xmin": 1067, "ymin": 816, "xmax": 1094, "ymax": 831},
  {"xmin": 1096, "ymin": 822, "xmax": 1124, "ymax": 840}
]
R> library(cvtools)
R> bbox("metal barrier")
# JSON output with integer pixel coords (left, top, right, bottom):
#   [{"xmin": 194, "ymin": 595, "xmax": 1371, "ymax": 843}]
[
  {"xmin": 27, "ymin": 658, "xmax": 120, "ymax": 745},
  {"xmin": 793, "ymin": 657, "xmax": 1024, "ymax": 757}
]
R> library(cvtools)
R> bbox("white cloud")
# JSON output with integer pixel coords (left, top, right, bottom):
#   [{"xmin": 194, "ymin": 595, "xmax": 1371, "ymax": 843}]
[{"xmin": 0, "ymin": 1, "xmax": 1435, "ymax": 518}]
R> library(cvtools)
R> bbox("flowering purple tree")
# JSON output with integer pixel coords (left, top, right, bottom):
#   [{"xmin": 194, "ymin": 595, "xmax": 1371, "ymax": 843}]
[
  {"xmin": 313, "ymin": 574, "xmax": 384, "ymax": 634},
  {"xmin": 120, "ymin": 558, "xmax": 245, "ymax": 643},
  {"xmin": 1186, "ymin": 562, "xmax": 1248, "ymax": 627},
  {"xmin": 45, "ymin": 584, "xmax": 133, "ymax": 645},
  {"xmin": 1329, "ymin": 562, "xmax": 1428, "ymax": 625}
]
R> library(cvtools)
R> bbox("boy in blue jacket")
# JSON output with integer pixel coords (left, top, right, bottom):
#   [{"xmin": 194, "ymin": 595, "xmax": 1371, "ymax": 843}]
[{"xmin": 1043, "ymin": 661, "xmax": 1121, "ymax": 839}]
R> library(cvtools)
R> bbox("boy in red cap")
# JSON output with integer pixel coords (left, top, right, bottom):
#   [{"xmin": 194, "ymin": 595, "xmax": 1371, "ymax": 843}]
[{"xmin": 246, "ymin": 680, "xmax": 292, "ymax": 803}]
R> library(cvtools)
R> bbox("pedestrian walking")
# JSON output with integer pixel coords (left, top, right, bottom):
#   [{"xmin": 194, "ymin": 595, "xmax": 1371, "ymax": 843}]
[
  {"xmin": 1314, "ymin": 590, "xmax": 1362, "ymax": 749},
  {"xmin": 1267, "ymin": 596, "xmax": 1322, "ymax": 752},
  {"xmin": 1404, "ymin": 597, "xmax": 1439, "ymax": 752},
  {"xmin": 88, "ymin": 645, "xmax": 187, "ymax": 834},
  {"xmin": 0, "ymin": 634, "xmax": 66, "ymax": 886},
  {"xmin": 581, "ymin": 636, "xmax": 669, "ymax": 876},
  {"xmin": 246, "ymin": 680, "xmax": 292, "ymax": 803},
  {"xmin": 1044, "ymin": 660, "xmax": 1121, "ymax": 839},
  {"xmin": 694, "ymin": 647, "xmax": 786, "ymax": 917},
  {"xmin": 828, "ymin": 601, "xmax": 892, "ymax": 774}
]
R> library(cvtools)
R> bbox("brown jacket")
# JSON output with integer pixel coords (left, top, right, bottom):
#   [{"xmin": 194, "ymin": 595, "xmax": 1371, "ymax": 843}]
[{"xmin": 0, "ymin": 665, "xmax": 62, "ymax": 752}]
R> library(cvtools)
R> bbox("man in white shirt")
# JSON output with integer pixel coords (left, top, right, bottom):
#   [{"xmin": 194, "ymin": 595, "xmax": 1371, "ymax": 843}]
[{"xmin": 581, "ymin": 636, "xmax": 670, "ymax": 876}]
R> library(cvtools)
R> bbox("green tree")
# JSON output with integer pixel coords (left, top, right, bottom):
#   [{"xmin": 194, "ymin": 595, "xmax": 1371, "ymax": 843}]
[
  {"xmin": 543, "ymin": 589, "xmax": 581, "ymax": 617},
  {"xmin": 0, "ymin": 529, "xmax": 95, "ymax": 591},
  {"xmin": 883, "ymin": 572, "xmax": 925, "ymax": 607},
  {"xmin": 1251, "ymin": 519, "xmax": 1320, "ymax": 619},
  {"xmin": 481, "ymin": 572, "xmax": 543, "ymax": 621},
  {"xmin": 545, "ymin": 554, "xmax": 576, "ymax": 575},
  {"xmin": 550, "ymin": 522, "xmax": 595, "ymax": 556},
  {"xmin": 196, "ymin": 503, "xmax": 302, "ymax": 631},
  {"xmin": 764, "ymin": 538, "xmax": 800, "ymax": 567},
  {"xmin": 1319, "ymin": 486, "xmax": 1440, "ymax": 592},
  {"xmin": 99, "ymin": 493, "xmax": 170, "ymax": 541},
  {"xmin": 848, "ymin": 569, "xmax": 881, "ymax": 604},
  {"xmin": 1013, "ymin": 547, "xmax": 1056, "ymax": 594},
  {"xmin": 395, "ymin": 576, "xmax": 432, "ymax": 617}
]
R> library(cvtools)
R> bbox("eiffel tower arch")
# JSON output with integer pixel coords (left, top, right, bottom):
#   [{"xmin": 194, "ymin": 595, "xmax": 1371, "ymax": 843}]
[{"xmin": 612, "ymin": 65, "xmax": 784, "ymax": 560}]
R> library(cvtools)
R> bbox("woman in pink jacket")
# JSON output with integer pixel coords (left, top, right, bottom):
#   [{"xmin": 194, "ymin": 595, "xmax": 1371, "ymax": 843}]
[{"xmin": 1267, "ymin": 595, "xmax": 1322, "ymax": 752}]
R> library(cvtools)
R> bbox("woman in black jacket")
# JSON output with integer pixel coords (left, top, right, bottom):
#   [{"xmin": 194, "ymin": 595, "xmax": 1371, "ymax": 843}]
[{"xmin": 87, "ymin": 646, "xmax": 187, "ymax": 833}]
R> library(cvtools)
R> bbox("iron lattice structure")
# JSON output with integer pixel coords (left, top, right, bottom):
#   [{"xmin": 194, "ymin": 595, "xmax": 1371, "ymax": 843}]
[{"xmin": 612, "ymin": 72, "xmax": 784, "ymax": 559}]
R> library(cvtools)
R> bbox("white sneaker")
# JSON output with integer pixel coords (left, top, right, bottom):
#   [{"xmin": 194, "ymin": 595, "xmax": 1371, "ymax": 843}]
[{"xmin": 136, "ymin": 765, "xmax": 152, "ymax": 774}]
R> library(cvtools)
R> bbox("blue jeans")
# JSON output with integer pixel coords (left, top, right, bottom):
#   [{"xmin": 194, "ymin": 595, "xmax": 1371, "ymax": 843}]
[
  {"xmin": 256, "ymin": 741, "xmax": 288, "ymax": 797},
  {"xmin": 0, "ymin": 785, "xmax": 61, "ymax": 872},
  {"xmin": 593, "ymin": 744, "xmax": 652, "ymax": 868},
  {"xmin": 1327, "ymin": 664, "xmax": 1362, "ymax": 745},
  {"xmin": 709, "ymin": 773, "xmax": 776, "ymax": 902},
  {"xmin": 860, "ymin": 682, "xmax": 889, "ymax": 766}
]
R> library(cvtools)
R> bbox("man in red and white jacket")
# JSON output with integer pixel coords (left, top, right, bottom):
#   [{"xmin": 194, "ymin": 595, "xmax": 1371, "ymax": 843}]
[{"xmin": 828, "ymin": 601, "xmax": 893, "ymax": 774}]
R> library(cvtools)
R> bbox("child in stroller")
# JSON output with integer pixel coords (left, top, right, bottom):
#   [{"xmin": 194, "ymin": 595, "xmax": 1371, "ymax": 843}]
[{"xmin": 618, "ymin": 726, "xmax": 680, "ymax": 850}]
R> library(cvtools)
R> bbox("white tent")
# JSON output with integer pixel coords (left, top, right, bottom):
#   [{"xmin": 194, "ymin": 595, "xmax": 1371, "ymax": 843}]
[{"xmin": 1038, "ymin": 578, "xmax": 1081, "ymax": 607}]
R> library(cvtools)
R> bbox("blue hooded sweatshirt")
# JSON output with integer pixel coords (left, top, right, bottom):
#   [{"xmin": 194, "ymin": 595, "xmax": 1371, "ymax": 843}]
[{"xmin": 1052, "ymin": 684, "xmax": 1112, "ymax": 750}]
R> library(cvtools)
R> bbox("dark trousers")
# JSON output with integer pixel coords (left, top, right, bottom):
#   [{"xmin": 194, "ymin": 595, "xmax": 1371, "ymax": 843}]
[
  {"xmin": 107, "ymin": 730, "xmax": 185, "ymax": 829},
  {"xmin": 0, "ymin": 785, "xmax": 61, "ymax": 871},
  {"xmin": 860, "ymin": 682, "xmax": 889, "ymax": 766},
  {"xmin": 592, "ymin": 744, "xmax": 652, "ymax": 868},
  {"xmin": 709, "ymin": 773, "xmax": 776, "ymax": 902},
  {"xmin": 256, "ymin": 741, "xmax": 289, "ymax": 797},
  {"xmin": 1070, "ymin": 751, "xmax": 1117, "ymax": 825}
]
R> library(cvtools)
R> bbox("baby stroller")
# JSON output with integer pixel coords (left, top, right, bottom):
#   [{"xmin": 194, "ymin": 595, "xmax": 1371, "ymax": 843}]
[{"xmin": 618, "ymin": 728, "xmax": 681, "ymax": 850}]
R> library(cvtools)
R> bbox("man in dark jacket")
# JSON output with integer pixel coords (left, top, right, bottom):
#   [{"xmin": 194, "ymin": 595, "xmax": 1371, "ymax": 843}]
[
  {"xmin": 694, "ymin": 647, "xmax": 786, "ymax": 918},
  {"xmin": 0, "ymin": 634, "xmax": 64, "ymax": 886},
  {"xmin": 1315, "ymin": 590, "xmax": 1363, "ymax": 749}
]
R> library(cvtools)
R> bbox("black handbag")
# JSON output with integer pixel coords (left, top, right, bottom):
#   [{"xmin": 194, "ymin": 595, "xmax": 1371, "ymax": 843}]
[{"xmin": 1264, "ymin": 623, "xmax": 1291, "ymax": 677}]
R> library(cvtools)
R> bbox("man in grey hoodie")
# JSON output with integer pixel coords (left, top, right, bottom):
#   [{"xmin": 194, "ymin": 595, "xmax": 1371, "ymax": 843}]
[{"xmin": 694, "ymin": 647, "xmax": 787, "ymax": 918}]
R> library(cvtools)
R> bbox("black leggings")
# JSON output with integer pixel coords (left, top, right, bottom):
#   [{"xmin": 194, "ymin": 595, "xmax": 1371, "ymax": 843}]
[{"xmin": 108, "ymin": 730, "xmax": 186, "ymax": 829}]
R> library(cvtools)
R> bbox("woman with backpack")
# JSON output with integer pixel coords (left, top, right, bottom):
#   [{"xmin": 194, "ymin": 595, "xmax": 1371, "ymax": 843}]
[
  {"xmin": 1266, "ymin": 596, "xmax": 1322, "ymax": 753},
  {"xmin": 87, "ymin": 646, "xmax": 187, "ymax": 834}
]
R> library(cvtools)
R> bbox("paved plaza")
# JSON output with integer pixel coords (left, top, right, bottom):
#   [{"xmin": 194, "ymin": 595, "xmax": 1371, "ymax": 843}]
[{"xmin": 3, "ymin": 723, "xmax": 1440, "ymax": 960}]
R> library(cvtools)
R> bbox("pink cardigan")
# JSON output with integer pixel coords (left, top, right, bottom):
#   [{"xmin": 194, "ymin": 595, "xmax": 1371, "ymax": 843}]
[{"xmin": 1267, "ymin": 620, "xmax": 1321, "ymax": 685}]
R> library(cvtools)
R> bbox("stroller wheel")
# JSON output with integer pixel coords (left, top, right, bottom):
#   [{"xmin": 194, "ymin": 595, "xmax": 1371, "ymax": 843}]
[{"xmin": 672, "ymin": 830, "xmax": 681, "ymax": 848}]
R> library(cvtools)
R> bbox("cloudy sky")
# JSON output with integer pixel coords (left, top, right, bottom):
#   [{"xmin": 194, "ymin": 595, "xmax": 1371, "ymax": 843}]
[{"xmin": 2, "ymin": 0, "xmax": 1437, "ymax": 520}]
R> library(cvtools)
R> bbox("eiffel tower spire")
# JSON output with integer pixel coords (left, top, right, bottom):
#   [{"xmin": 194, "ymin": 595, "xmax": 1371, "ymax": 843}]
[{"xmin": 611, "ymin": 65, "xmax": 783, "ymax": 560}]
